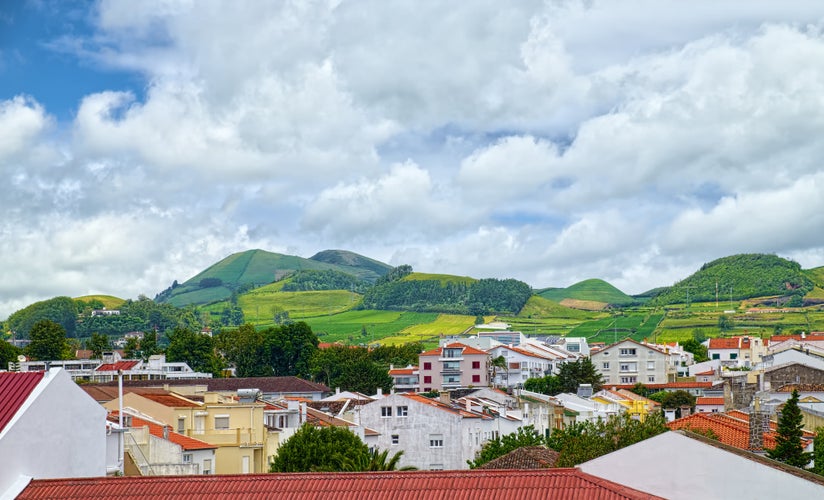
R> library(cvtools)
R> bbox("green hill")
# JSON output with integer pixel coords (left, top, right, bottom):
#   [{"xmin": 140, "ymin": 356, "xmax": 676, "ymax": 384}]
[
  {"xmin": 309, "ymin": 249, "xmax": 392, "ymax": 277},
  {"xmin": 651, "ymin": 253, "xmax": 813, "ymax": 306},
  {"xmin": 156, "ymin": 249, "xmax": 390, "ymax": 307},
  {"xmin": 536, "ymin": 279, "xmax": 636, "ymax": 306}
]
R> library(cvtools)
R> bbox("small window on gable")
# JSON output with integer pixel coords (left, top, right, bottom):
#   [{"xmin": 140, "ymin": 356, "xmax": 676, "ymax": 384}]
[
  {"xmin": 391, "ymin": 434, "xmax": 399, "ymax": 445},
  {"xmin": 381, "ymin": 406, "xmax": 392, "ymax": 417}
]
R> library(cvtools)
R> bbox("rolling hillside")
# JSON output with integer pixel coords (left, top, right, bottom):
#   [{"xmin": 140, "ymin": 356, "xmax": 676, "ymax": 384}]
[
  {"xmin": 651, "ymin": 254, "xmax": 813, "ymax": 306},
  {"xmin": 536, "ymin": 279, "xmax": 636, "ymax": 307},
  {"xmin": 155, "ymin": 249, "xmax": 390, "ymax": 307}
]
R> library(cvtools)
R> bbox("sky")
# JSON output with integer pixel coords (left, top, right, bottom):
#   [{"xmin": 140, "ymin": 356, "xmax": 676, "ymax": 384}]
[{"xmin": 2, "ymin": 0, "xmax": 824, "ymax": 318}]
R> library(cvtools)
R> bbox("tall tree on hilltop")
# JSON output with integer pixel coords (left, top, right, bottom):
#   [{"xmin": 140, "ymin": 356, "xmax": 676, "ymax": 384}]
[{"xmin": 767, "ymin": 389, "xmax": 812, "ymax": 468}]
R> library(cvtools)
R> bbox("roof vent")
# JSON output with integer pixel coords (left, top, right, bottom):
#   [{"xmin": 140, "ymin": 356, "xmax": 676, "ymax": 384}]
[{"xmin": 577, "ymin": 384, "xmax": 593, "ymax": 398}]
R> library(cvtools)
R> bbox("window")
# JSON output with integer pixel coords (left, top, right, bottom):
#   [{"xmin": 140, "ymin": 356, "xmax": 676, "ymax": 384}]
[
  {"xmin": 381, "ymin": 406, "xmax": 393, "ymax": 418},
  {"xmin": 423, "ymin": 375, "xmax": 432, "ymax": 383},
  {"xmin": 619, "ymin": 362, "xmax": 637, "ymax": 372},
  {"xmin": 182, "ymin": 453, "xmax": 192, "ymax": 463},
  {"xmin": 730, "ymin": 353, "xmax": 738, "ymax": 360},
  {"xmin": 429, "ymin": 464, "xmax": 444, "ymax": 470},
  {"xmin": 603, "ymin": 351, "xmax": 610, "ymax": 356},
  {"xmin": 472, "ymin": 361, "xmax": 481, "ymax": 369},
  {"xmin": 620, "ymin": 376, "xmax": 637, "ymax": 384},
  {"xmin": 177, "ymin": 417, "xmax": 186, "ymax": 433},
  {"xmin": 443, "ymin": 361, "xmax": 460, "ymax": 371},
  {"xmin": 566, "ymin": 343, "xmax": 580, "ymax": 352},
  {"xmin": 647, "ymin": 376, "xmax": 655, "ymax": 383},
  {"xmin": 647, "ymin": 360, "xmax": 655, "ymax": 370},
  {"xmin": 429, "ymin": 434, "xmax": 444, "ymax": 448},
  {"xmin": 423, "ymin": 362, "xmax": 432, "ymax": 370},
  {"xmin": 397, "ymin": 406, "xmax": 408, "ymax": 417},
  {"xmin": 472, "ymin": 374, "xmax": 481, "ymax": 383},
  {"xmin": 203, "ymin": 459, "xmax": 212, "ymax": 475},
  {"xmin": 391, "ymin": 434, "xmax": 399, "ymax": 445},
  {"xmin": 602, "ymin": 362, "xmax": 610, "ymax": 369},
  {"xmin": 214, "ymin": 415, "xmax": 229, "ymax": 430},
  {"xmin": 442, "ymin": 348, "xmax": 461, "ymax": 358},
  {"xmin": 619, "ymin": 348, "xmax": 637, "ymax": 356},
  {"xmin": 711, "ymin": 353, "xmax": 720, "ymax": 360}
]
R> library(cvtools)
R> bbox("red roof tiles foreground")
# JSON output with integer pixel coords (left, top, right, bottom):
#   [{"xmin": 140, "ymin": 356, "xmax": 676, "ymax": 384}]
[
  {"xmin": 127, "ymin": 416, "xmax": 216, "ymax": 451},
  {"xmin": 18, "ymin": 469, "xmax": 663, "ymax": 499},
  {"xmin": 667, "ymin": 413, "xmax": 777, "ymax": 450},
  {"xmin": 0, "ymin": 371, "xmax": 44, "ymax": 433}
]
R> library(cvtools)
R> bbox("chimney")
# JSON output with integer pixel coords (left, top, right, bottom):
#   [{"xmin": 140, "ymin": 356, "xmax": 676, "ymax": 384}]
[
  {"xmin": 439, "ymin": 391, "xmax": 451, "ymax": 405},
  {"xmin": 163, "ymin": 426, "xmax": 169, "ymax": 440},
  {"xmin": 466, "ymin": 399, "xmax": 471, "ymax": 412},
  {"xmin": 336, "ymin": 387, "xmax": 340, "ymax": 395},
  {"xmin": 377, "ymin": 388, "xmax": 383, "ymax": 397}
]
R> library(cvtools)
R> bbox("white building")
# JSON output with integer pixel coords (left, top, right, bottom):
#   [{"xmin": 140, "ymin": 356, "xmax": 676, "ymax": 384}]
[
  {"xmin": 123, "ymin": 414, "xmax": 217, "ymax": 475},
  {"xmin": 17, "ymin": 354, "xmax": 212, "ymax": 383},
  {"xmin": 487, "ymin": 345, "xmax": 554, "ymax": 388},
  {"xmin": 358, "ymin": 392, "xmax": 499, "ymax": 470},
  {"xmin": 591, "ymin": 339, "xmax": 675, "ymax": 386},
  {"xmin": 0, "ymin": 368, "xmax": 109, "ymax": 498}
]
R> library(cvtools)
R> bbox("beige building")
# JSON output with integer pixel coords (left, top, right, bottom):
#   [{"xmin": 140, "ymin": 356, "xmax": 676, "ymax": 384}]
[{"xmin": 104, "ymin": 389, "xmax": 273, "ymax": 474}]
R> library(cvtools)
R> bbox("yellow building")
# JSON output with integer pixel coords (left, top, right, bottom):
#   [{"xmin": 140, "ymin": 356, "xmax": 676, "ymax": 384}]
[{"xmin": 105, "ymin": 389, "xmax": 273, "ymax": 474}]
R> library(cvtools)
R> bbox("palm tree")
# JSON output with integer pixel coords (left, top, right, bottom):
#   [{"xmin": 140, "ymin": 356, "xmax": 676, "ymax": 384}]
[
  {"xmin": 490, "ymin": 355, "xmax": 508, "ymax": 388},
  {"xmin": 336, "ymin": 449, "xmax": 417, "ymax": 471}
]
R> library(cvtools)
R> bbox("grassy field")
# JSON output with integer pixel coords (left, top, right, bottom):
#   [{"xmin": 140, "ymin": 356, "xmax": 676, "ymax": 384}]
[
  {"xmin": 568, "ymin": 310, "xmax": 664, "ymax": 343},
  {"xmin": 401, "ymin": 273, "xmax": 476, "ymax": 285},
  {"xmin": 76, "ymin": 295, "xmax": 125, "ymax": 309},
  {"xmin": 304, "ymin": 310, "xmax": 440, "ymax": 344},
  {"xmin": 377, "ymin": 314, "xmax": 484, "ymax": 346},
  {"xmin": 238, "ymin": 288, "xmax": 360, "ymax": 324}
]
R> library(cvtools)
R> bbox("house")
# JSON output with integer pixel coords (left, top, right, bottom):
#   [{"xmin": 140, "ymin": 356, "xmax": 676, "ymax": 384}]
[
  {"xmin": 487, "ymin": 344, "xmax": 554, "ymax": 388},
  {"xmin": 16, "ymin": 353, "xmax": 211, "ymax": 383},
  {"xmin": 0, "ymin": 369, "xmax": 109, "ymax": 499},
  {"xmin": 591, "ymin": 389, "xmax": 659, "ymax": 421},
  {"xmin": 591, "ymin": 339, "xmax": 675, "ymax": 386},
  {"xmin": 553, "ymin": 392, "xmax": 620, "ymax": 423},
  {"xmin": 358, "ymin": 392, "xmax": 499, "ymax": 470},
  {"xmin": 418, "ymin": 343, "xmax": 489, "ymax": 392},
  {"xmin": 17, "ymin": 469, "xmax": 663, "ymax": 499},
  {"xmin": 118, "ymin": 413, "xmax": 217, "ymax": 475},
  {"xmin": 708, "ymin": 336, "xmax": 769, "ymax": 368},
  {"xmin": 388, "ymin": 365, "xmax": 419, "ymax": 392},
  {"xmin": 103, "ymin": 389, "xmax": 273, "ymax": 474},
  {"xmin": 580, "ymin": 431, "xmax": 824, "ymax": 500},
  {"xmin": 695, "ymin": 397, "xmax": 725, "ymax": 413}
]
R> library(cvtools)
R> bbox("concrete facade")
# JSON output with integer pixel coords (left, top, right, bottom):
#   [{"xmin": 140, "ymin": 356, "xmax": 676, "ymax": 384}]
[
  {"xmin": 418, "ymin": 343, "xmax": 489, "ymax": 392},
  {"xmin": 358, "ymin": 393, "xmax": 499, "ymax": 470},
  {"xmin": 591, "ymin": 339, "xmax": 673, "ymax": 386}
]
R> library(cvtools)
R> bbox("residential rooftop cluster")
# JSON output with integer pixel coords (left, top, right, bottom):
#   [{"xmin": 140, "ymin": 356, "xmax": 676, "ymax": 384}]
[{"xmin": 3, "ymin": 329, "xmax": 824, "ymax": 498}]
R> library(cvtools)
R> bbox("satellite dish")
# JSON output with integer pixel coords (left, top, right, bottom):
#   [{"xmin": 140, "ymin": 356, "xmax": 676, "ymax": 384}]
[{"xmin": 17, "ymin": 355, "xmax": 26, "ymax": 363}]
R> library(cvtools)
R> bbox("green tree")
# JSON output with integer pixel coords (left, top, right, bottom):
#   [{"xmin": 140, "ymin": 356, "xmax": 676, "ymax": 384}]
[
  {"xmin": 523, "ymin": 374, "xmax": 564, "ymax": 396},
  {"xmin": 88, "ymin": 332, "xmax": 110, "ymax": 359},
  {"xmin": 0, "ymin": 340, "xmax": 21, "ymax": 368},
  {"xmin": 140, "ymin": 330, "xmax": 160, "ymax": 360},
  {"xmin": 270, "ymin": 424, "xmax": 369, "ymax": 472},
  {"xmin": 812, "ymin": 428, "xmax": 824, "ymax": 476},
  {"xmin": 718, "ymin": 314, "xmax": 734, "ymax": 332},
  {"xmin": 7, "ymin": 297, "xmax": 78, "ymax": 338},
  {"xmin": 264, "ymin": 322, "xmax": 318, "ymax": 377},
  {"xmin": 310, "ymin": 345, "xmax": 392, "ymax": 394},
  {"xmin": 490, "ymin": 355, "xmax": 508, "ymax": 388},
  {"xmin": 681, "ymin": 338, "xmax": 709, "ymax": 363},
  {"xmin": 660, "ymin": 390, "xmax": 696, "ymax": 418},
  {"xmin": 548, "ymin": 412, "xmax": 668, "ymax": 467},
  {"xmin": 166, "ymin": 327, "xmax": 223, "ymax": 376},
  {"xmin": 468, "ymin": 425, "xmax": 546, "ymax": 468},
  {"xmin": 767, "ymin": 390, "xmax": 812, "ymax": 468},
  {"xmin": 123, "ymin": 337, "xmax": 139, "ymax": 359},
  {"xmin": 27, "ymin": 320, "xmax": 68, "ymax": 361},
  {"xmin": 218, "ymin": 323, "xmax": 268, "ymax": 377},
  {"xmin": 557, "ymin": 358, "xmax": 605, "ymax": 393}
]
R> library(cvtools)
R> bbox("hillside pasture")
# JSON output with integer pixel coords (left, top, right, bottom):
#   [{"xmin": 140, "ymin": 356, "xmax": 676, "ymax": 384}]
[
  {"xmin": 401, "ymin": 273, "xmax": 476, "ymax": 285},
  {"xmin": 75, "ymin": 295, "xmax": 125, "ymax": 309},
  {"xmin": 304, "ymin": 310, "xmax": 439, "ymax": 344},
  {"xmin": 238, "ymin": 288, "xmax": 359, "ymax": 323}
]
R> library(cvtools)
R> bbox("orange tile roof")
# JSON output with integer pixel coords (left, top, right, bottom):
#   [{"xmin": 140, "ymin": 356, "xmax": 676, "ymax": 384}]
[
  {"xmin": 140, "ymin": 392, "xmax": 202, "ymax": 408},
  {"xmin": 0, "ymin": 371, "xmax": 45, "ymax": 433},
  {"xmin": 420, "ymin": 343, "xmax": 489, "ymax": 357},
  {"xmin": 667, "ymin": 413, "xmax": 777, "ymax": 450},
  {"xmin": 389, "ymin": 367, "xmax": 418, "ymax": 375},
  {"xmin": 695, "ymin": 397, "xmax": 725, "ymax": 406},
  {"xmin": 18, "ymin": 469, "xmax": 664, "ymax": 499},
  {"xmin": 125, "ymin": 415, "xmax": 216, "ymax": 450},
  {"xmin": 696, "ymin": 370, "xmax": 715, "ymax": 376},
  {"xmin": 608, "ymin": 382, "xmax": 713, "ymax": 391},
  {"xmin": 708, "ymin": 338, "xmax": 740, "ymax": 349}
]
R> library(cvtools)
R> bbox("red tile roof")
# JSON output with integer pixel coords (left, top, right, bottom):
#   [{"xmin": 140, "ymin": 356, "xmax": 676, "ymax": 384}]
[
  {"xmin": 708, "ymin": 338, "xmax": 740, "ymax": 349},
  {"xmin": 0, "ymin": 371, "xmax": 45, "ymax": 433},
  {"xmin": 420, "ymin": 343, "xmax": 489, "ymax": 357},
  {"xmin": 608, "ymin": 382, "xmax": 713, "ymax": 391},
  {"xmin": 695, "ymin": 397, "xmax": 725, "ymax": 406},
  {"xmin": 696, "ymin": 369, "xmax": 715, "ymax": 376},
  {"xmin": 402, "ymin": 393, "xmax": 489, "ymax": 419},
  {"xmin": 389, "ymin": 367, "xmax": 418, "ymax": 375},
  {"xmin": 667, "ymin": 413, "xmax": 777, "ymax": 450},
  {"xmin": 140, "ymin": 392, "xmax": 202, "ymax": 408},
  {"xmin": 18, "ymin": 469, "xmax": 663, "ymax": 499},
  {"xmin": 128, "ymin": 416, "xmax": 216, "ymax": 450},
  {"xmin": 96, "ymin": 360, "xmax": 140, "ymax": 372},
  {"xmin": 478, "ymin": 446, "xmax": 559, "ymax": 469}
]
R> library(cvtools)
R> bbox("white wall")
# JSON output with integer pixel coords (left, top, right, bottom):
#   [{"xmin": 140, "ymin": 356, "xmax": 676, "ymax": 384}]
[{"xmin": 0, "ymin": 369, "xmax": 106, "ymax": 497}]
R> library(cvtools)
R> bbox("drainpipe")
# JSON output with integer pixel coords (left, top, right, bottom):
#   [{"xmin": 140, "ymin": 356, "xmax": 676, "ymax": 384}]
[{"xmin": 118, "ymin": 369, "xmax": 124, "ymax": 475}]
